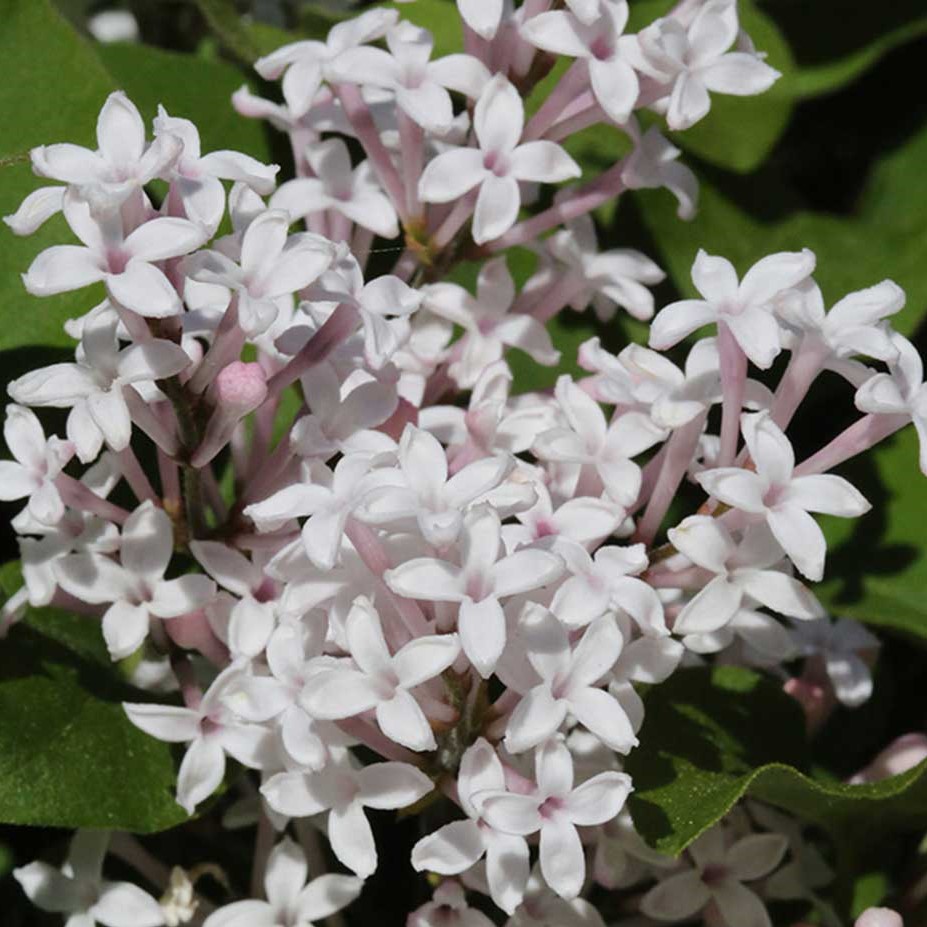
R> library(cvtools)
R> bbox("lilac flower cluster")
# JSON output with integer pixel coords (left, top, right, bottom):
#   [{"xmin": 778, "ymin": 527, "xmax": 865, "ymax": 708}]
[{"xmin": 4, "ymin": 1, "xmax": 923, "ymax": 926}]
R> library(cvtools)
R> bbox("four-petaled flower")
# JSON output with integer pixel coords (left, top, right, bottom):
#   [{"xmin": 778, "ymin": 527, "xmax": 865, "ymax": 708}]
[
  {"xmin": 418, "ymin": 75, "xmax": 581, "ymax": 244},
  {"xmin": 696, "ymin": 412, "xmax": 870, "ymax": 581}
]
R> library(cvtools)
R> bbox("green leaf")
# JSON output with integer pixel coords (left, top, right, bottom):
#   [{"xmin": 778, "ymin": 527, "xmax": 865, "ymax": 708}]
[
  {"xmin": 758, "ymin": 0, "xmax": 927, "ymax": 99},
  {"xmin": 626, "ymin": 666, "xmax": 927, "ymax": 856},
  {"xmin": 193, "ymin": 0, "xmax": 263, "ymax": 64},
  {"xmin": 784, "ymin": 16, "xmax": 927, "ymax": 99},
  {"xmin": 0, "ymin": 563, "xmax": 187, "ymax": 832},
  {"xmin": 0, "ymin": 0, "xmax": 115, "ymax": 353},
  {"xmin": 635, "ymin": 119, "xmax": 927, "ymax": 337}
]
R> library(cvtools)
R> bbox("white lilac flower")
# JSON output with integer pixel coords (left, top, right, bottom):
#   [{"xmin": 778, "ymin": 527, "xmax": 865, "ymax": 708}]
[
  {"xmin": 523, "ymin": 0, "xmax": 640, "ymax": 124},
  {"xmin": 503, "ymin": 481, "xmax": 623, "ymax": 553},
  {"xmin": 639, "ymin": 823, "xmax": 787, "ymax": 927},
  {"xmin": 855, "ymin": 330, "xmax": 927, "ymax": 473},
  {"xmin": 190, "ymin": 540, "xmax": 282, "ymax": 659},
  {"xmin": 306, "ymin": 251, "xmax": 421, "ymax": 368},
  {"xmin": 696, "ymin": 412, "xmax": 870, "ymax": 581},
  {"xmin": 410, "ymin": 881, "xmax": 494, "ymax": 927},
  {"xmin": 356, "ymin": 425, "xmax": 518, "ymax": 549},
  {"xmin": 56, "ymin": 501, "xmax": 216, "ymax": 660},
  {"xmin": 154, "ymin": 106, "xmax": 279, "ymax": 234},
  {"xmin": 15, "ymin": 830, "xmax": 166, "ymax": 927},
  {"xmin": 777, "ymin": 279, "xmax": 904, "ymax": 371},
  {"xmin": 412, "ymin": 738, "xmax": 530, "ymax": 914},
  {"xmin": 480, "ymin": 737, "xmax": 632, "ymax": 900},
  {"xmin": 532, "ymin": 375, "xmax": 665, "ymax": 507},
  {"xmin": 23, "ymin": 91, "xmax": 180, "ymax": 213},
  {"xmin": 261, "ymin": 759, "xmax": 433, "ymax": 878},
  {"xmin": 245, "ymin": 454, "xmax": 397, "ymax": 571},
  {"xmin": 620, "ymin": 119, "xmax": 699, "ymax": 220},
  {"xmin": 328, "ymin": 22, "xmax": 490, "ymax": 133},
  {"xmin": 302, "ymin": 596, "xmax": 460, "ymax": 751},
  {"xmin": 504, "ymin": 606, "xmax": 637, "ymax": 754},
  {"xmin": 222, "ymin": 617, "xmax": 342, "ymax": 770},
  {"xmin": 125, "ymin": 663, "xmax": 275, "ymax": 814},
  {"xmin": 422, "ymin": 257, "xmax": 560, "ymax": 388},
  {"xmin": 8, "ymin": 316, "xmax": 189, "ymax": 462},
  {"xmin": 203, "ymin": 837, "xmax": 362, "ymax": 927},
  {"xmin": 504, "ymin": 865, "xmax": 608, "ymax": 927},
  {"xmin": 628, "ymin": 0, "xmax": 780, "ymax": 130},
  {"xmin": 791, "ymin": 616, "xmax": 880, "ymax": 708},
  {"xmin": 271, "ymin": 137, "xmax": 399, "ymax": 239},
  {"xmin": 419, "ymin": 360, "xmax": 560, "ymax": 458},
  {"xmin": 546, "ymin": 216, "xmax": 665, "ymax": 322},
  {"xmin": 418, "ymin": 75, "xmax": 580, "ymax": 244},
  {"xmin": 23, "ymin": 192, "xmax": 207, "ymax": 318},
  {"xmin": 551, "ymin": 541, "xmax": 666, "ymax": 633},
  {"xmin": 0, "ymin": 405, "xmax": 74, "ymax": 525},
  {"xmin": 668, "ymin": 517, "xmax": 823, "ymax": 636},
  {"xmin": 254, "ymin": 7, "xmax": 399, "ymax": 117},
  {"xmin": 650, "ymin": 249, "xmax": 816, "ymax": 369},
  {"xmin": 184, "ymin": 209, "xmax": 334, "ymax": 335},
  {"xmin": 385, "ymin": 504, "xmax": 563, "ymax": 677},
  {"xmin": 290, "ymin": 362, "xmax": 398, "ymax": 461}
]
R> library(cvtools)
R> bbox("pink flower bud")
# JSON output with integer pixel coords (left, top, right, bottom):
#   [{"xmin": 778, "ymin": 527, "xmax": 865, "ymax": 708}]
[
  {"xmin": 191, "ymin": 362, "xmax": 268, "ymax": 467},
  {"xmin": 855, "ymin": 908, "xmax": 903, "ymax": 927},
  {"xmin": 214, "ymin": 361, "xmax": 268, "ymax": 413},
  {"xmin": 850, "ymin": 734, "xmax": 927, "ymax": 784}
]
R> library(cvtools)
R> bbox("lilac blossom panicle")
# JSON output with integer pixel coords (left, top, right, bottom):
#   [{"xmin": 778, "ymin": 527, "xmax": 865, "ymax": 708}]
[{"xmin": 4, "ymin": 1, "xmax": 925, "ymax": 926}]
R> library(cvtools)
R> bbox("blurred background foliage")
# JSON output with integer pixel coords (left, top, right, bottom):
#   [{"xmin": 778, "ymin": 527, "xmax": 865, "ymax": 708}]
[{"xmin": 3, "ymin": 0, "xmax": 927, "ymax": 922}]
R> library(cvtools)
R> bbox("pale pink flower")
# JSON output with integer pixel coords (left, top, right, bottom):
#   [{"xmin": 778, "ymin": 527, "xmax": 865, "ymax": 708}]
[
  {"xmin": 640, "ymin": 825, "xmax": 787, "ymax": 927},
  {"xmin": 695, "ymin": 412, "xmax": 870, "ymax": 581},
  {"xmin": 0, "ymin": 405, "xmax": 74, "ymax": 525},
  {"xmin": 203, "ymin": 837, "xmax": 362, "ymax": 927},
  {"xmin": 15, "ymin": 831, "xmax": 166, "ymax": 927},
  {"xmin": 480, "ymin": 737, "xmax": 632, "ymax": 899},
  {"xmin": 125, "ymin": 664, "xmax": 275, "ymax": 814},
  {"xmin": 302, "ymin": 596, "xmax": 460, "ymax": 752},
  {"xmin": 385, "ymin": 504, "xmax": 563, "ymax": 677},
  {"xmin": 412, "ymin": 738, "xmax": 530, "ymax": 914},
  {"xmin": 418, "ymin": 76, "xmax": 580, "ymax": 244},
  {"xmin": 261, "ymin": 759, "xmax": 433, "ymax": 878}
]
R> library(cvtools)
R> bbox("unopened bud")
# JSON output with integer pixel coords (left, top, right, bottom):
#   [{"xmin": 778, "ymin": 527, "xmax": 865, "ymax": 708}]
[
  {"xmin": 191, "ymin": 362, "xmax": 268, "ymax": 467},
  {"xmin": 214, "ymin": 361, "xmax": 268, "ymax": 412}
]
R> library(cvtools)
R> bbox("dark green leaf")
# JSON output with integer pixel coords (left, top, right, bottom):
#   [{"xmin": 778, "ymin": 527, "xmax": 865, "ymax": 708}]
[
  {"xmin": 627, "ymin": 666, "xmax": 927, "ymax": 856},
  {"xmin": 758, "ymin": 0, "xmax": 927, "ymax": 98},
  {"xmin": 783, "ymin": 16, "xmax": 927, "ymax": 99},
  {"xmin": 0, "ymin": 563, "xmax": 187, "ymax": 832},
  {"xmin": 193, "ymin": 0, "xmax": 263, "ymax": 64}
]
